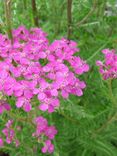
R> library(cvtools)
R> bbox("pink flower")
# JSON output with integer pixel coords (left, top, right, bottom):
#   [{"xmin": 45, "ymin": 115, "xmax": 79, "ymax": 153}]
[
  {"xmin": 3, "ymin": 77, "xmax": 17, "ymax": 96},
  {"xmin": 6, "ymin": 120, "xmax": 13, "ymax": 128},
  {"xmin": 96, "ymin": 49, "xmax": 117, "ymax": 79},
  {"xmin": 15, "ymin": 139, "xmax": 20, "ymax": 147},
  {"xmin": 33, "ymin": 116, "xmax": 57, "ymax": 153},
  {"xmin": 16, "ymin": 97, "xmax": 31, "ymax": 112},
  {"xmin": 0, "ymin": 138, "xmax": 4, "ymax": 147},
  {"xmin": 14, "ymin": 80, "xmax": 34, "ymax": 99},
  {"xmin": 39, "ymin": 98, "xmax": 60, "ymax": 113},
  {"xmin": 0, "ymin": 26, "xmax": 89, "ymax": 114},
  {"xmin": 42, "ymin": 140, "xmax": 54, "ymax": 154},
  {"xmin": 0, "ymin": 26, "xmax": 90, "ymax": 154},
  {"xmin": 69, "ymin": 56, "xmax": 89, "ymax": 75},
  {"xmin": 45, "ymin": 126, "xmax": 58, "ymax": 139},
  {"xmin": 2, "ymin": 120, "xmax": 19, "ymax": 146},
  {"xmin": 0, "ymin": 100, "xmax": 11, "ymax": 114}
]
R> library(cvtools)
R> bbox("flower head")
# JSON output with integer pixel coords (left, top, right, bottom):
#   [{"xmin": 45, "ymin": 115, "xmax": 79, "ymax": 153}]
[
  {"xmin": 96, "ymin": 49, "xmax": 117, "ymax": 80},
  {"xmin": 0, "ymin": 100, "xmax": 11, "ymax": 114}
]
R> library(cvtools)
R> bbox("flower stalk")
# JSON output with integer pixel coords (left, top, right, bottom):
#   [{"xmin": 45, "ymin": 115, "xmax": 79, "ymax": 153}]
[
  {"xmin": 67, "ymin": 0, "xmax": 73, "ymax": 39},
  {"xmin": 31, "ymin": 0, "xmax": 39, "ymax": 26},
  {"xmin": 107, "ymin": 79, "xmax": 117, "ymax": 107},
  {"xmin": 4, "ymin": 0, "xmax": 13, "ymax": 44}
]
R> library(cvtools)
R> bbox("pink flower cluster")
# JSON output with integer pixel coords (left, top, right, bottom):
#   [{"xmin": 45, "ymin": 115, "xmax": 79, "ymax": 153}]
[
  {"xmin": 0, "ymin": 26, "xmax": 89, "ymax": 113},
  {"xmin": 0, "ymin": 100, "xmax": 11, "ymax": 114},
  {"xmin": 0, "ymin": 26, "xmax": 89, "ymax": 154},
  {"xmin": 2, "ymin": 120, "xmax": 20, "ymax": 147},
  {"xmin": 96, "ymin": 49, "xmax": 117, "ymax": 80},
  {"xmin": 33, "ymin": 116, "xmax": 57, "ymax": 154}
]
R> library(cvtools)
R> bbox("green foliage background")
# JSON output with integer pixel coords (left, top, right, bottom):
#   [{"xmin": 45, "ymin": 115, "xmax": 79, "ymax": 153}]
[{"xmin": 0, "ymin": 0, "xmax": 117, "ymax": 156}]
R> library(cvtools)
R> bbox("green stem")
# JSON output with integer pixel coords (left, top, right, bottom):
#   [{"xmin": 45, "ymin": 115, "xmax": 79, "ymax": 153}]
[
  {"xmin": 31, "ymin": 0, "xmax": 39, "ymax": 26},
  {"xmin": 4, "ymin": 0, "xmax": 13, "ymax": 43},
  {"xmin": 67, "ymin": 0, "xmax": 73, "ymax": 39},
  {"xmin": 108, "ymin": 79, "xmax": 117, "ymax": 107},
  {"xmin": 23, "ymin": 0, "xmax": 27, "ymax": 9},
  {"xmin": 94, "ymin": 113, "xmax": 116, "ymax": 134},
  {"xmin": 49, "ymin": 114, "xmax": 60, "ymax": 156}
]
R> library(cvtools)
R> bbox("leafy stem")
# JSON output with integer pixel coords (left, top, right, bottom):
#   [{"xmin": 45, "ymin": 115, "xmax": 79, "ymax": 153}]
[
  {"xmin": 93, "ymin": 79, "xmax": 117, "ymax": 134},
  {"xmin": 7, "ymin": 111, "xmax": 35, "ymax": 127},
  {"xmin": 58, "ymin": 109, "xmax": 79, "ymax": 125}
]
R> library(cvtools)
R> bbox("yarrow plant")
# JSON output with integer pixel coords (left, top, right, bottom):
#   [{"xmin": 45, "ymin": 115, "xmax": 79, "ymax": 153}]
[
  {"xmin": 2, "ymin": 120, "xmax": 20, "ymax": 147},
  {"xmin": 0, "ymin": 26, "xmax": 89, "ymax": 154},
  {"xmin": 33, "ymin": 116, "xmax": 57, "ymax": 153},
  {"xmin": 96, "ymin": 49, "xmax": 117, "ymax": 80}
]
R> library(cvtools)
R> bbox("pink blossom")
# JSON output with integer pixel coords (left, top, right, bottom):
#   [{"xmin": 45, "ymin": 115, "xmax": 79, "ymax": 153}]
[
  {"xmin": 2, "ymin": 120, "xmax": 19, "ymax": 146},
  {"xmin": 96, "ymin": 49, "xmax": 117, "ymax": 79},
  {"xmin": 0, "ymin": 100, "xmax": 11, "ymax": 114},
  {"xmin": 45, "ymin": 126, "xmax": 58, "ymax": 139},
  {"xmin": 15, "ymin": 139, "xmax": 20, "ymax": 147},
  {"xmin": 33, "ymin": 116, "xmax": 57, "ymax": 154},
  {"xmin": 0, "ymin": 26, "xmax": 90, "ymax": 154},
  {"xmin": 0, "ymin": 26, "xmax": 89, "ymax": 113},
  {"xmin": 16, "ymin": 97, "xmax": 31, "ymax": 112},
  {"xmin": 0, "ymin": 137, "xmax": 4, "ymax": 147},
  {"xmin": 42, "ymin": 140, "xmax": 54, "ymax": 154}
]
